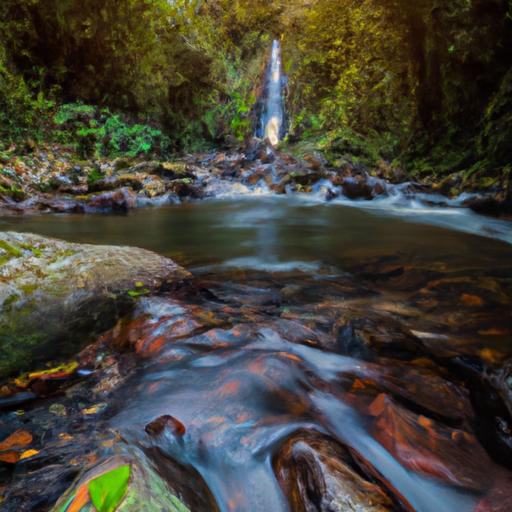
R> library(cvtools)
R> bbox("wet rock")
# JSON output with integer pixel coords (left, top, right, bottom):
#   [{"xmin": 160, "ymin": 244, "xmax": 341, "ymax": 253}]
[
  {"xmin": 274, "ymin": 431, "xmax": 393, "ymax": 511},
  {"xmin": 244, "ymin": 138, "xmax": 272, "ymax": 163},
  {"xmin": 367, "ymin": 393, "xmax": 493, "ymax": 491},
  {"xmin": 289, "ymin": 169, "xmax": 325, "ymax": 187},
  {"xmin": 145, "ymin": 415, "xmax": 186, "ymax": 437},
  {"xmin": 490, "ymin": 358, "xmax": 512, "ymax": 420},
  {"xmin": 463, "ymin": 192, "xmax": 512, "ymax": 217},
  {"xmin": 168, "ymin": 181, "xmax": 203, "ymax": 199},
  {"xmin": 335, "ymin": 315, "xmax": 423, "ymax": 360},
  {"xmin": 303, "ymin": 152, "xmax": 328, "ymax": 171},
  {"xmin": 42, "ymin": 197, "xmax": 85, "ymax": 214},
  {"xmin": 85, "ymin": 187, "xmax": 137, "ymax": 212},
  {"xmin": 51, "ymin": 450, "xmax": 207, "ymax": 512},
  {"xmin": 0, "ymin": 232, "xmax": 190, "ymax": 377},
  {"xmin": 340, "ymin": 176, "xmax": 375, "ymax": 200}
]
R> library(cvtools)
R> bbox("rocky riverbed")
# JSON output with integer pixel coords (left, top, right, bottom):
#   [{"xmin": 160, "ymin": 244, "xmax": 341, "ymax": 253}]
[
  {"xmin": 1, "ymin": 140, "xmax": 512, "ymax": 511},
  {"xmin": 0, "ymin": 208, "xmax": 511, "ymax": 511},
  {"xmin": 1, "ymin": 140, "xmax": 511, "ymax": 219}
]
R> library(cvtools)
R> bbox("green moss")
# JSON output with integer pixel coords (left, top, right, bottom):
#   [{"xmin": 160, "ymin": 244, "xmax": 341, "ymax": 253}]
[
  {"xmin": 87, "ymin": 168, "xmax": 104, "ymax": 186},
  {"xmin": 19, "ymin": 243, "xmax": 43, "ymax": 257},
  {"xmin": 19, "ymin": 283, "xmax": 38, "ymax": 295},
  {"xmin": 3, "ymin": 293, "xmax": 19, "ymax": 308},
  {"xmin": 0, "ymin": 239, "xmax": 23, "ymax": 258},
  {"xmin": 0, "ymin": 183, "xmax": 25, "ymax": 201}
]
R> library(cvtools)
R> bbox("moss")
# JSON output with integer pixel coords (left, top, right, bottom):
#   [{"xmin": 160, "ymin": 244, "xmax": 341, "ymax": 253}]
[
  {"xmin": 3, "ymin": 293, "xmax": 19, "ymax": 309},
  {"xmin": 19, "ymin": 283, "xmax": 38, "ymax": 295},
  {"xmin": 0, "ymin": 239, "xmax": 23, "ymax": 258},
  {"xmin": 87, "ymin": 167, "xmax": 104, "ymax": 186},
  {"xmin": 162, "ymin": 162, "xmax": 188, "ymax": 175},
  {"xmin": 0, "ymin": 183, "xmax": 25, "ymax": 201},
  {"xmin": 19, "ymin": 243, "xmax": 43, "ymax": 257}
]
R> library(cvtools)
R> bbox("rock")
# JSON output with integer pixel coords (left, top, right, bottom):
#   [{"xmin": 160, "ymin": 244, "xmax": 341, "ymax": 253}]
[
  {"xmin": 141, "ymin": 178, "xmax": 167, "ymax": 198},
  {"xmin": 244, "ymin": 166, "xmax": 272, "ymax": 186},
  {"xmin": 112, "ymin": 157, "xmax": 132, "ymax": 172},
  {"xmin": 89, "ymin": 174, "xmax": 146, "ymax": 193},
  {"xmin": 85, "ymin": 187, "xmax": 137, "ymax": 212},
  {"xmin": 287, "ymin": 169, "xmax": 325, "ymax": 187},
  {"xmin": 367, "ymin": 394, "xmax": 493, "ymax": 490},
  {"xmin": 340, "ymin": 176, "xmax": 375, "ymax": 200},
  {"xmin": 303, "ymin": 152, "xmax": 328, "ymax": 171},
  {"xmin": 57, "ymin": 184, "xmax": 88, "ymax": 195},
  {"xmin": 168, "ymin": 181, "xmax": 203, "ymax": 199},
  {"xmin": 51, "ymin": 448, "xmax": 218, "ymax": 512},
  {"xmin": 42, "ymin": 198, "xmax": 85, "ymax": 214},
  {"xmin": 0, "ymin": 232, "xmax": 190, "ymax": 377},
  {"xmin": 244, "ymin": 138, "xmax": 267, "ymax": 162},
  {"xmin": 130, "ymin": 161, "xmax": 194, "ymax": 181},
  {"xmin": 463, "ymin": 193, "xmax": 512, "ymax": 217},
  {"xmin": 145, "ymin": 415, "xmax": 186, "ymax": 437},
  {"xmin": 274, "ymin": 431, "xmax": 393, "ymax": 511}
]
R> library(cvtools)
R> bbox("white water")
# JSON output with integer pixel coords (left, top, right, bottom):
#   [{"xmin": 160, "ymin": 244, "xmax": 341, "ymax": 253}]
[
  {"xmin": 200, "ymin": 173, "xmax": 512, "ymax": 245},
  {"xmin": 259, "ymin": 40, "xmax": 285, "ymax": 146}
]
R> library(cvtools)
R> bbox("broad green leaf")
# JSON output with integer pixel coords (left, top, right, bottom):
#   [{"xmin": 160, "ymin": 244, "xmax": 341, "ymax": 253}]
[{"xmin": 88, "ymin": 464, "xmax": 130, "ymax": 512}]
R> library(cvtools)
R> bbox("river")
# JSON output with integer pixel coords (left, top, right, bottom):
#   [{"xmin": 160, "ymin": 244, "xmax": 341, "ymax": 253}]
[{"xmin": 1, "ymin": 197, "xmax": 512, "ymax": 511}]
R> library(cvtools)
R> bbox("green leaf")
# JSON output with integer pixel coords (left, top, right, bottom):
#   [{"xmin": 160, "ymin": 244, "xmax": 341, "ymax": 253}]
[
  {"xmin": 127, "ymin": 288, "xmax": 150, "ymax": 297},
  {"xmin": 88, "ymin": 464, "xmax": 131, "ymax": 512}
]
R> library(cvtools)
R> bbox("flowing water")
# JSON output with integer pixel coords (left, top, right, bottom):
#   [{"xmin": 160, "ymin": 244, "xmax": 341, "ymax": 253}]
[
  {"xmin": 1, "ymin": 198, "xmax": 512, "ymax": 511},
  {"xmin": 256, "ymin": 40, "xmax": 285, "ymax": 146}
]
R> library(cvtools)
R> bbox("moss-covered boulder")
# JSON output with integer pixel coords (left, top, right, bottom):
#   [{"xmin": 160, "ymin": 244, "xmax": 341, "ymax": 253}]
[{"xmin": 0, "ymin": 232, "xmax": 190, "ymax": 377}]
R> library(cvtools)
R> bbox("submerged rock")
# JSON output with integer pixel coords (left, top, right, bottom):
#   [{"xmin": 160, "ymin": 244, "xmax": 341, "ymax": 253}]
[{"xmin": 0, "ymin": 232, "xmax": 190, "ymax": 377}]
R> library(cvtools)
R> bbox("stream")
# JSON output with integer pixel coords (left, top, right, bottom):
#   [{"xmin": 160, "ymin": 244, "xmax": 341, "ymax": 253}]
[{"xmin": 1, "ymin": 197, "xmax": 512, "ymax": 511}]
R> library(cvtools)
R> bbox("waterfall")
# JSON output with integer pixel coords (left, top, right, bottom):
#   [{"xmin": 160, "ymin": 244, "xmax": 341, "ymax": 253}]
[{"xmin": 257, "ymin": 39, "xmax": 285, "ymax": 146}]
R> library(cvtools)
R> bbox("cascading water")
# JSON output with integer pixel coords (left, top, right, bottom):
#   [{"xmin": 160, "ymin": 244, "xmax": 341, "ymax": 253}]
[{"xmin": 257, "ymin": 39, "xmax": 286, "ymax": 146}]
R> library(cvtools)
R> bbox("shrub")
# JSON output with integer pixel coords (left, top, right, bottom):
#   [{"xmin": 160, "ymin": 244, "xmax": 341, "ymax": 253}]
[{"xmin": 53, "ymin": 103, "xmax": 172, "ymax": 159}]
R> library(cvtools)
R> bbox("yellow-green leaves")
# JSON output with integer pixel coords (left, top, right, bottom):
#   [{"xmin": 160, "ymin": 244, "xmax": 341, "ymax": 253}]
[{"xmin": 89, "ymin": 464, "xmax": 131, "ymax": 512}]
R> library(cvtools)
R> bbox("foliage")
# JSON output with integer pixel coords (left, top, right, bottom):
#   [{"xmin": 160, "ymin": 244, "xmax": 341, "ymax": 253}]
[
  {"xmin": 282, "ymin": 0, "xmax": 512, "ymax": 181},
  {"xmin": 89, "ymin": 464, "xmax": 131, "ymax": 512},
  {"xmin": 0, "ymin": 42, "xmax": 54, "ymax": 141},
  {"xmin": 0, "ymin": 0, "xmax": 510, "ymax": 182},
  {"xmin": 54, "ymin": 103, "xmax": 172, "ymax": 158}
]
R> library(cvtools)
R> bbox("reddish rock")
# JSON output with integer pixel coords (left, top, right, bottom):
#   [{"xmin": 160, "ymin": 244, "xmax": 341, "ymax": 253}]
[{"xmin": 86, "ymin": 187, "xmax": 137, "ymax": 212}]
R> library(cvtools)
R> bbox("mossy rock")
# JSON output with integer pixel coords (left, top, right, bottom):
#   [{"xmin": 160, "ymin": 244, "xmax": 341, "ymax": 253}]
[
  {"xmin": 0, "ymin": 232, "xmax": 190, "ymax": 377},
  {"xmin": 51, "ymin": 448, "xmax": 218, "ymax": 512}
]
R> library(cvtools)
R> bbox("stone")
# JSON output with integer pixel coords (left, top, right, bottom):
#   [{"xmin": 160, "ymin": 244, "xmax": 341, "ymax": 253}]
[
  {"xmin": 274, "ymin": 431, "xmax": 393, "ymax": 511},
  {"xmin": 0, "ymin": 232, "xmax": 190, "ymax": 377},
  {"xmin": 303, "ymin": 152, "xmax": 328, "ymax": 171},
  {"xmin": 463, "ymin": 193, "xmax": 512, "ymax": 217},
  {"xmin": 85, "ymin": 187, "xmax": 137, "ymax": 212}
]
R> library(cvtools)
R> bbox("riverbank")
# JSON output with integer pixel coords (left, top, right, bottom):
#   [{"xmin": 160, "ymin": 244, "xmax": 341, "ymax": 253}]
[{"xmin": 1, "ymin": 140, "xmax": 511, "ymax": 219}]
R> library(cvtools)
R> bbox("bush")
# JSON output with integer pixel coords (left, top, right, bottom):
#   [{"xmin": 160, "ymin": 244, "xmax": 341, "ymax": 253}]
[{"xmin": 53, "ymin": 103, "xmax": 172, "ymax": 159}]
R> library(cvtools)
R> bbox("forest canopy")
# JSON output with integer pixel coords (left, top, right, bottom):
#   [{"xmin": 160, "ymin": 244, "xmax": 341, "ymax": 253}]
[{"xmin": 0, "ymin": 0, "xmax": 511, "ymax": 180}]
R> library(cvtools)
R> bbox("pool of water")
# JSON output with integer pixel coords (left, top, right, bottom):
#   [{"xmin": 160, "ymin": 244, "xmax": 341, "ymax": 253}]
[{"xmin": 1, "ymin": 196, "xmax": 510, "ymax": 271}]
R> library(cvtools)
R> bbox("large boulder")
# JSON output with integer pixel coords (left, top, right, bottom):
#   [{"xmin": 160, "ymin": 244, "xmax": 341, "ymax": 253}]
[
  {"xmin": 85, "ymin": 187, "xmax": 137, "ymax": 212},
  {"xmin": 0, "ymin": 232, "xmax": 190, "ymax": 377}
]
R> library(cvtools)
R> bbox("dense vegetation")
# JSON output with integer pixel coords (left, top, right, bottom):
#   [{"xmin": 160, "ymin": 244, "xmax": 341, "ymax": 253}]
[{"xmin": 0, "ymin": 0, "xmax": 511, "ymax": 187}]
